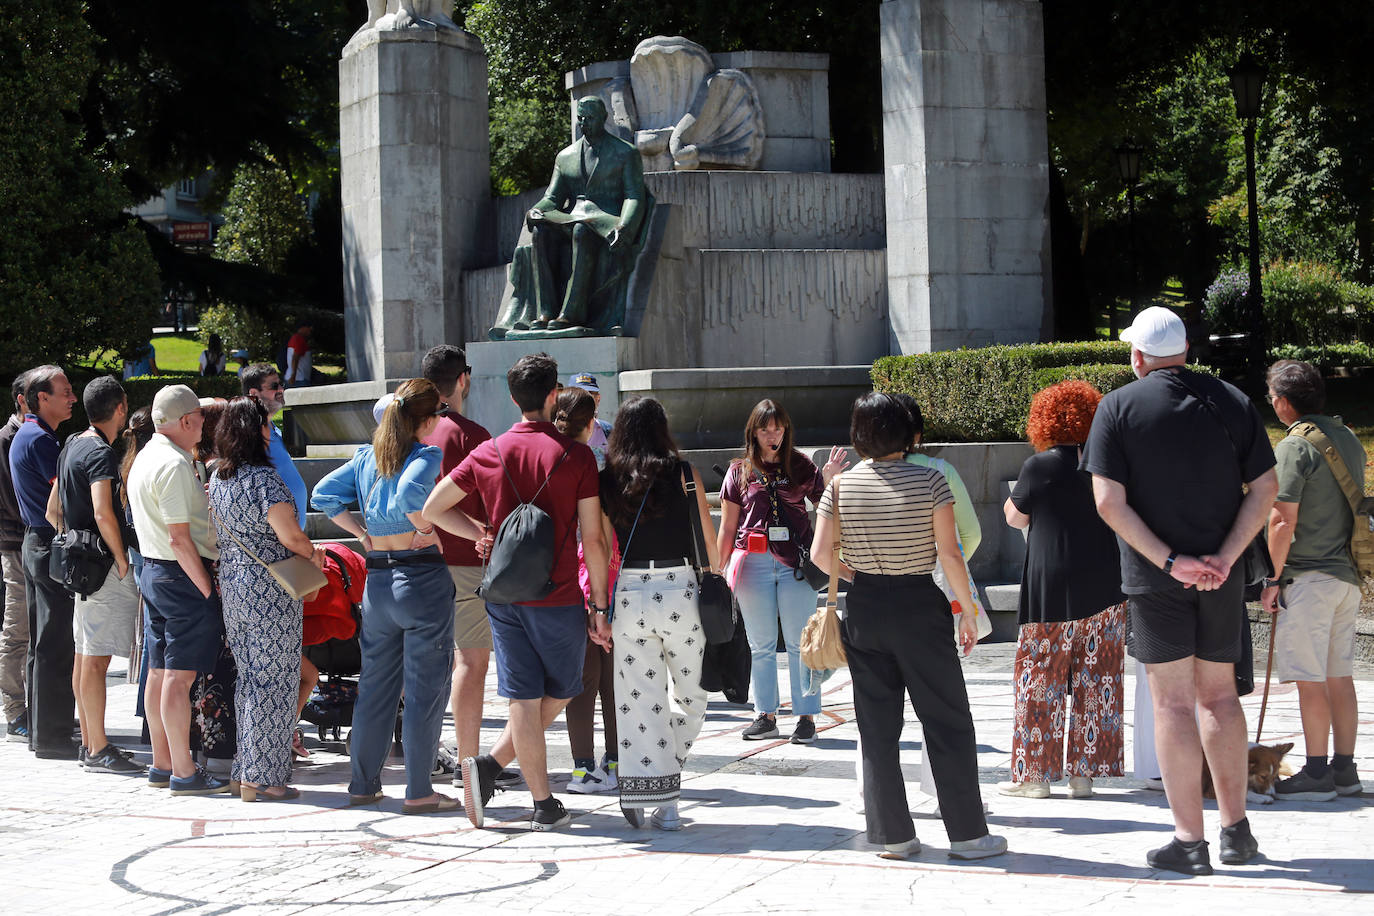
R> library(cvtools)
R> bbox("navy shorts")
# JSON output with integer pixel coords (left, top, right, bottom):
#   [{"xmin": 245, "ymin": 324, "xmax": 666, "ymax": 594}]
[
  {"xmin": 1127, "ymin": 569, "xmax": 1244, "ymax": 665},
  {"xmin": 141, "ymin": 558, "xmax": 224, "ymax": 674},
  {"xmin": 486, "ymin": 602, "xmax": 587, "ymax": 700}
]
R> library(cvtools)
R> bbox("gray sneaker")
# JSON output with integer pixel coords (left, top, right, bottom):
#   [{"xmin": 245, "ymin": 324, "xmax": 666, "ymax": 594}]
[
  {"xmin": 1333, "ymin": 761, "xmax": 1363, "ymax": 797},
  {"xmin": 1275, "ymin": 767, "xmax": 1338, "ymax": 801},
  {"xmin": 948, "ymin": 833, "xmax": 1007, "ymax": 860}
]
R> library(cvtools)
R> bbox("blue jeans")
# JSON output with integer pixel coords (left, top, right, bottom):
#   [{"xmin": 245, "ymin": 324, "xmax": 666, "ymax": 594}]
[
  {"xmin": 734, "ymin": 551, "xmax": 820, "ymax": 717},
  {"xmin": 349, "ymin": 550, "xmax": 454, "ymax": 800}
]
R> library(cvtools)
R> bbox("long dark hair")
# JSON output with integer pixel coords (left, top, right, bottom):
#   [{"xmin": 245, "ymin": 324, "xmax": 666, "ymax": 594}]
[
  {"xmin": 373, "ymin": 378, "xmax": 440, "ymax": 477},
  {"xmin": 119, "ymin": 406, "xmax": 155, "ymax": 508},
  {"xmin": 213, "ymin": 397, "xmax": 272, "ymax": 478},
  {"xmin": 196, "ymin": 399, "xmax": 227, "ymax": 465},
  {"xmin": 602, "ymin": 396, "xmax": 681, "ymax": 529},
  {"xmin": 735, "ymin": 398, "xmax": 795, "ymax": 481}
]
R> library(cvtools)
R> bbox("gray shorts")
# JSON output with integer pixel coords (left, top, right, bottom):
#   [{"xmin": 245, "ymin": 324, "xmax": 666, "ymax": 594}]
[
  {"xmin": 449, "ymin": 565, "xmax": 492, "ymax": 650},
  {"xmin": 73, "ymin": 567, "xmax": 139, "ymax": 657}
]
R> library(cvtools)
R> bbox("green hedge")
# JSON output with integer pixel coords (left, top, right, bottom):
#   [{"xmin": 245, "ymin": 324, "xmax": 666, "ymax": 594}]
[
  {"xmin": 1267, "ymin": 342, "xmax": 1374, "ymax": 371},
  {"xmin": 54, "ymin": 370, "xmax": 244, "ymax": 439},
  {"xmin": 871, "ymin": 342, "xmax": 1133, "ymax": 442}
]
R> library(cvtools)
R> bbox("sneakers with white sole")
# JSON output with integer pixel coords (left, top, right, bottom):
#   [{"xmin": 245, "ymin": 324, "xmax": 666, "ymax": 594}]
[
  {"xmin": 948, "ymin": 833, "xmax": 1008, "ymax": 860},
  {"xmin": 997, "ymin": 780, "xmax": 1050, "ymax": 798},
  {"xmin": 567, "ymin": 764, "xmax": 612, "ymax": 794},
  {"xmin": 742, "ymin": 714, "xmax": 779, "ymax": 740},
  {"xmin": 1067, "ymin": 776, "xmax": 1093, "ymax": 798},
  {"xmin": 879, "ymin": 837, "xmax": 921, "ymax": 860},
  {"xmin": 651, "ymin": 804, "xmax": 681, "ymax": 830}
]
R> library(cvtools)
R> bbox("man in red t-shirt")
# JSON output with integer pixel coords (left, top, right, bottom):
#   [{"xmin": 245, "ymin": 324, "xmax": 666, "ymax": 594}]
[
  {"xmin": 423, "ymin": 352, "xmax": 609, "ymax": 832},
  {"xmin": 284, "ymin": 322, "xmax": 312, "ymax": 387},
  {"xmin": 419, "ymin": 345, "xmax": 499, "ymax": 776}
]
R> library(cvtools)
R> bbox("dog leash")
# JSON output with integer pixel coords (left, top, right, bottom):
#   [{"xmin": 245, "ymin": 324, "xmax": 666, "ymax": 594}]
[{"xmin": 1255, "ymin": 609, "xmax": 1278, "ymax": 743}]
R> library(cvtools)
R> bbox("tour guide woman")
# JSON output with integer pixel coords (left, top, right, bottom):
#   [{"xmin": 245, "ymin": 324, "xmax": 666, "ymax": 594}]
[
  {"xmin": 717, "ymin": 399, "xmax": 847, "ymax": 744},
  {"xmin": 311, "ymin": 378, "xmax": 456, "ymax": 813},
  {"xmin": 811, "ymin": 392, "xmax": 1006, "ymax": 861}
]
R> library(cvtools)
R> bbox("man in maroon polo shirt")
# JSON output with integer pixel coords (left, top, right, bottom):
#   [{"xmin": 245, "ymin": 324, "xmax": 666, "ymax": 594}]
[{"xmin": 423, "ymin": 352, "xmax": 609, "ymax": 832}]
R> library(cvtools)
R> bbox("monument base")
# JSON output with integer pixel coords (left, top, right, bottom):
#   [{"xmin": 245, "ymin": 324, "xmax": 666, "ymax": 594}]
[{"xmin": 466, "ymin": 337, "xmax": 639, "ymax": 436}]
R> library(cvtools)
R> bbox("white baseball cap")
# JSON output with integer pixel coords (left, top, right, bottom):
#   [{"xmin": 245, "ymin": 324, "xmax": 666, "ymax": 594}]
[
  {"xmin": 151, "ymin": 385, "xmax": 202, "ymax": 426},
  {"xmin": 372, "ymin": 393, "xmax": 396, "ymax": 424},
  {"xmin": 1120, "ymin": 306, "xmax": 1187, "ymax": 357}
]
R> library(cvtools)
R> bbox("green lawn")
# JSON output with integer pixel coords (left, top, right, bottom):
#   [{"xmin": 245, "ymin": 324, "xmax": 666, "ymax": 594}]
[{"xmin": 90, "ymin": 333, "xmax": 344, "ymax": 380}]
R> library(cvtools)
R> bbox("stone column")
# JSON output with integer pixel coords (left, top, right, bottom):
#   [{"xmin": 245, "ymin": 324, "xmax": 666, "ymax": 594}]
[
  {"xmin": 881, "ymin": 0, "xmax": 1051, "ymax": 353},
  {"xmin": 339, "ymin": 26, "xmax": 491, "ymax": 381}
]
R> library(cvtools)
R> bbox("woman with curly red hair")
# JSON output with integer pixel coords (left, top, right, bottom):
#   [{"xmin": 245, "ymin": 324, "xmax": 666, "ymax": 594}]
[{"xmin": 999, "ymin": 380, "xmax": 1127, "ymax": 799}]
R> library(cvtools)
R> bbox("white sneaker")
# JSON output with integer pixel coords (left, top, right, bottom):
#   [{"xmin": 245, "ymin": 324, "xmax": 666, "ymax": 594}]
[
  {"xmin": 600, "ymin": 758, "xmax": 619, "ymax": 792},
  {"xmin": 879, "ymin": 837, "xmax": 921, "ymax": 860},
  {"xmin": 651, "ymin": 804, "xmax": 682, "ymax": 830},
  {"xmin": 567, "ymin": 765, "xmax": 611, "ymax": 794},
  {"xmin": 948, "ymin": 833, "xmax": 1008, "ymax": 860},
  {"xmin": 996, "ymin": 780, "xmax": 1050, "ymax": 798},
  {"xmin": 1067, "ymin": 776, "xmax": 1093, "ymax": 798}
]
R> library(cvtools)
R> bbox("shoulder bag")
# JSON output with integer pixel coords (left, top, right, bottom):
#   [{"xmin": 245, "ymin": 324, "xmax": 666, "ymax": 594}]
[
  {"xmin": 1168, "ymin": 372, "xmax": 1273, "ymax": 595},
  {"xmin": 801, "ymin": 477, "xmax": 847, "ymax": 671},
  {"xmin": 682, "ymin": 463, "xmax": 736, "ymax": 644},
  {"xmin": 214, "ymin": 498, "xmax": 327, "ymax": 602},
  {"xmin": 48, "ymin": 437, "xmax": 114, "ymax": 600}
]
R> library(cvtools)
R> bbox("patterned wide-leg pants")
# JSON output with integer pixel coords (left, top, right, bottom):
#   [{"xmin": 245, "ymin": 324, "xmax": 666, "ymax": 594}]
[
  {"xmin": 613, "ymin": 564, "xmax": 707, "ymax": 809},
  {"xmin": 1010, "ymin": 602, "xmax": 1126, "ymax": 783}
]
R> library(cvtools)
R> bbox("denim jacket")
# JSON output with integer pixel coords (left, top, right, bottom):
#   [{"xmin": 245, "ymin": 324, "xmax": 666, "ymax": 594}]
[{"xmin": 310, "ymin": 442, "xmax": 442, "ymax": 537}]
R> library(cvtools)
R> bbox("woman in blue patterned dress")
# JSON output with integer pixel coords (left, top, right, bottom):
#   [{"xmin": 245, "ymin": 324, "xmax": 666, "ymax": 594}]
[{"xmin": 209, "ymin": 398, "xmax": 324, "ymax": 802}]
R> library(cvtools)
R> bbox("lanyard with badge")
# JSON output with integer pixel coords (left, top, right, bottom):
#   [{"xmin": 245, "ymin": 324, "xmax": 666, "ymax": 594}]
[{"xmin": 758, "ymin": 468, "xmax": 793, "ymax": 546}]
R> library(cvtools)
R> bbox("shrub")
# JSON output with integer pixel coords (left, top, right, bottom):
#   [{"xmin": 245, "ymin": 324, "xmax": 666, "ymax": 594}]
[
  {"xmin": 1262, "ymin": 260, "xmax": 1351, "ymax": 346},
  {"xmin": 871, "ymin": 341, "xmax": 1132, "ymax": 442},
  {"xmin": 1032, "ymin": 364, "xmax": 1138, "ymax": 395},
  {"xmin": 199, "ymin": 303, "xmax": 345, "ymax": 365},
  {"xmin": 1203, "ymin": 268, "xmax": 1249, "ymax": 335},
  {"xmin": 54, "ymin": 370, "xmax": 243, "ymax": 440},
  {"xmin": 1267, "ymin": 342, "xmax": 1374, "ymax": 371}
]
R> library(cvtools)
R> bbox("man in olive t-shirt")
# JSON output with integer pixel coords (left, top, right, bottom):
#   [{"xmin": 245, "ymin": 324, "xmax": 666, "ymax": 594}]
[{"xmin": 1261, "ymin": 360, "xmax": 1367, "ymax": 801}]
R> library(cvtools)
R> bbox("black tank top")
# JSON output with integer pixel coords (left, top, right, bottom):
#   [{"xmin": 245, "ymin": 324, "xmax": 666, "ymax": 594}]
[{"xmin": 608, "ymin": 461, "xmax": 697, "ymax": 562}]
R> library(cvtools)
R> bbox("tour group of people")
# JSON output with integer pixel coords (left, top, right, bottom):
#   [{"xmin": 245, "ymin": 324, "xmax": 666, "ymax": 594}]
[{"xmin": 0, "ymin": 306, "xmax": 1365, "ymax": 871}]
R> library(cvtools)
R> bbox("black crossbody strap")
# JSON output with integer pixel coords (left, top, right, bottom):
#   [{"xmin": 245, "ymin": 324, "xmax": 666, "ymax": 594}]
[
  {"xmin": 1168, "ymin": 371, "xmax": 1243, "ymax": 465},
  {"xmin": 681, "ymin": 461, "xmax": 709, "ymax": 572}
]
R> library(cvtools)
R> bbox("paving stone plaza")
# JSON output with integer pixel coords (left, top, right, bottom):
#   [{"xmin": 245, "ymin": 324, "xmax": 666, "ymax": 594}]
[{"xmin": 4, "ymin": 643, "xmax": 1370, "ymax": 913}]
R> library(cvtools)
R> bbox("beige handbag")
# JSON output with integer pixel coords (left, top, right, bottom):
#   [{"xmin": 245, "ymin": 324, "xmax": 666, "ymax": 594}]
[
  {"xmin": 801, "ymin": 477, "xmax": 847, "ymax": 671},
  {"xmin": 218, "ymin": 513, "xmax": 327, "ymax": 601}
]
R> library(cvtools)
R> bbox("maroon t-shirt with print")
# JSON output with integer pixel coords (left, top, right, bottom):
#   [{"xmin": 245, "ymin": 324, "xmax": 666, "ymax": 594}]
[
  {"xmin": 719, "ymin": 451, "xmax": 824, "ymax": 569},
  {"xmin": 450, "ymin": 421, "xmax": 598, "ymax": 606}
]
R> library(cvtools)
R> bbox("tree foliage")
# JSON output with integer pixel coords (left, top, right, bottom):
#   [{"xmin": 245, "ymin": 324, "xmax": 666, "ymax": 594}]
[
  {"xmin": 216, "ymin": 155, "xmax": 313, "ymax": 273},
  {"xmin": 0, "ymin": 0, "xmax": 161, "ymax": 374}
]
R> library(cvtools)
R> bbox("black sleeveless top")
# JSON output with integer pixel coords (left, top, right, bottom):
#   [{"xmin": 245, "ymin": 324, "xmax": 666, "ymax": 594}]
[{"xmin": 602, "ymin": 461, "xmax": 697, "ymax": 562}]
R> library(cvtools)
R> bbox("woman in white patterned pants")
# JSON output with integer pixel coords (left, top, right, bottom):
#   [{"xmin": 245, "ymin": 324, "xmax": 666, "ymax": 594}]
[{"xmin": 599, "ymin": 397, "xmax": 719, "ymax": 830}]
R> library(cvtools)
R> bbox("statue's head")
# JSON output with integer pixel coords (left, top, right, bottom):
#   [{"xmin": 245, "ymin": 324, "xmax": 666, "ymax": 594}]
[{"xmin": 576, "ymin": 96, "xmax": 608, "ymax": 140}]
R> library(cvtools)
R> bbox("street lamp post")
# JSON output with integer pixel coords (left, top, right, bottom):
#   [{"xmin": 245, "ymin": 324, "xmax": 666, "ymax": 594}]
[
  {"xmin": 1229, "ymin": 52, "xmax": 1267, "ymax": 391},
  {"xmin": 1114, "ymin": 140, "xmax": 1142, "ymax": 339}
]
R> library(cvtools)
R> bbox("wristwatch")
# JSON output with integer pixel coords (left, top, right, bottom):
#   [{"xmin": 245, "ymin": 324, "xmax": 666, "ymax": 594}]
[
  {"xmin": 1262, "ymin": 577, "xmax": 1282, "ymax": 590},
  {"xmin": 588, "ymin": 603, "xmax": 609, "ymax": 615},
  {"xmin": 1163, "ymin": 552, "xmax": 1178, "ymax": 574}
]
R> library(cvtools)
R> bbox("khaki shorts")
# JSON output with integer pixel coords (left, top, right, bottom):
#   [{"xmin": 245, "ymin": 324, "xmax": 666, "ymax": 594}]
[
  {"xmin": 1275, "ymin": 570, "xmax": 1361, "ymax": 682},
  {"xmin": 73, "ymin": 567, "xmax": 140, "ymax": 657},
  {"xmin": 449, "ymin": 565, "xmax": 492, "ymax": 650}
]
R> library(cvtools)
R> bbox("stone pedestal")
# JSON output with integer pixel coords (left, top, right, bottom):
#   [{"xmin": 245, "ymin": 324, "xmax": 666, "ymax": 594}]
[
  {"xmin": 881, "ymin": 0, "xmax": 1051, "ymax": 353},
  {"xmin": 465, "ymin": 338, "xmax": 638, "ymax": 437},
  {"xmin": 339, "ymin": 26, "xmax": 492, "ymax": 381}
]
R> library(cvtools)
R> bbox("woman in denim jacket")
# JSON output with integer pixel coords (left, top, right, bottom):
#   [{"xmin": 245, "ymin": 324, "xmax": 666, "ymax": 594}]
[{"xmin": 311, "ymin": 378, "xmax": 457, "ymax": 813}]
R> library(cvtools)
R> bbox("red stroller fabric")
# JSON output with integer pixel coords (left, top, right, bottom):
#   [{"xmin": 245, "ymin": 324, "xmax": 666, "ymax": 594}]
[{"xmin": 303, "ymin": 542, "xmax": 366, "ymax": 646}]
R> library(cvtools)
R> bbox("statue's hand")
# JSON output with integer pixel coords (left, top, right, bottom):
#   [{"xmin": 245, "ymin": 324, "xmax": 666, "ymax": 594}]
[
  {"xmin": 526, "ymin": 207, "xmax": 545, "ymax": 222},
  {"xmin": 609, "ymin": 224, "xmax": 628, "ymax": 250}
]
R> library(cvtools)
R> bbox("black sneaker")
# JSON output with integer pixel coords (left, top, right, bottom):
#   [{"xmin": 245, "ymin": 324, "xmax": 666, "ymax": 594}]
[
  {"xmin": 77, "ymin": 744, "xmax": 88, "ymax": 767},
  {"xmin": 530, "ymin": 797, "xmax": 572, "ymax": 832},
  {"xmin": 1218, "ymin": 817, "xmax": 1259, "ymax": 865},
  {"xmin": 1275, "ymin": 767, "xmax": 1338, "ymax": 801},
  {"xmin": 790, "ymin": 717, "xmax": 817, "ymax": 745},
  {"xmin": 1146, "ymin": 837, "xmax": 1213, "ymax": 876},
  {"xmin": 742, "ymin": 714, "xmax": 779, "ymax": 740},
  {"xmin": 494, "ymin": 768, "xmax": 523, "ymax": 788},
  {"xmin": 4, "ymin": 711, "xmax": 28, "ymax": 742},
  {"xmin": 461, "ymin": 754, "xmax": 501, "ymax": 829},
  {"xmin": 1332, "ymin": 761, "xmax": 1363, "ymax": 797},
  {"xmin": 85, "ymin": 744, "xmax": 146, "ymax": 776},
  {"xmin": 621, "ymin": 804, "xmax": 646, "ymax": 829}
]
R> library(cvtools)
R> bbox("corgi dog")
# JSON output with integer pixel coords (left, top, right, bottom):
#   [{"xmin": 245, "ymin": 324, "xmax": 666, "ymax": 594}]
[{"xmin": 1202, "ymin": 742, "xmax": 1294, "ymax": 804}]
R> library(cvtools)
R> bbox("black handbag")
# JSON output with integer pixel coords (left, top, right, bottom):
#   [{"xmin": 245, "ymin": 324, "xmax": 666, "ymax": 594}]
[
  {"xmin": 1235, "ymin": 609, "xmax": 1255, "ymax": 696},
  {"xmin": 794, "ymin": 543, "xmax": 830, "ymax": 591},
  {"xmin": 682, "ymin": 463, "xmax": 736, "ymax": 645}
]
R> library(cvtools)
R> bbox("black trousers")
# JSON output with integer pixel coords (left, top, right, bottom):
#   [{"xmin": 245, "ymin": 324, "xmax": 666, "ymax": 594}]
[
  {"xmin": 21, "ymin": 528, "xmax": 74, "ymax": 752},
  {"xmin": 844, "ymin": 571, "xmax": 988, "ymax": 844}
]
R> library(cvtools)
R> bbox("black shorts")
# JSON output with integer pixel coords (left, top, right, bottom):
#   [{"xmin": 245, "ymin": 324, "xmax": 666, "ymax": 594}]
[{"xmin": 1127, "ymin": 570, "xmax": 1244, "ymax": 665}]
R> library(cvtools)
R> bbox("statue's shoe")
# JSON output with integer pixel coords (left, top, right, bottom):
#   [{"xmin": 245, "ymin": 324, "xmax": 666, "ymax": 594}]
[
  {"xmin": 547, "ymin": 318, "xmax": 574, "ymax": 330},
  {"xmin": 529, "ymin": 319, "xmax": 549, "ymax": 330}
]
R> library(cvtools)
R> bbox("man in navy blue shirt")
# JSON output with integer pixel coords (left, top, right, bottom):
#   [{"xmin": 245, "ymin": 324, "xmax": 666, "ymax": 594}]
[
  {"xmin": 9, "ymin": 365, "xmax": 78, "ymax": 757},
  {"xmin": 241, "ymin": 364, "xmax": 307, "ymax": 526}
]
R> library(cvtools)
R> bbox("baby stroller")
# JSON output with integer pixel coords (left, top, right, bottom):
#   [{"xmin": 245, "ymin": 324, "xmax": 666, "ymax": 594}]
[{"xmin": 301, "ymin": 543, "xmax": 365, "ymax": 743}]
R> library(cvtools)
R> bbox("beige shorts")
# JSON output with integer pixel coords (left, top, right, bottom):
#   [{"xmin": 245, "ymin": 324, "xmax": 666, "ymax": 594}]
[
  {"xmin": 449, "ymin": 565, "xmax": 492, "ymax": 650},
  {"xmin": 73, "ymin": 567, "xmax": 140, "ymax": 657},
  {"xmin": 1274, "ymin": 570, "xmax": 1361, "ymax": 682}
]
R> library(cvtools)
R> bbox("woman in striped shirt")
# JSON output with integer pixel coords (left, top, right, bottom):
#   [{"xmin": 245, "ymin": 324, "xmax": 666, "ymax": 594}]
[{"xmin": 812, "ymin": 392, "xmax": 1005, "ymax": 861}]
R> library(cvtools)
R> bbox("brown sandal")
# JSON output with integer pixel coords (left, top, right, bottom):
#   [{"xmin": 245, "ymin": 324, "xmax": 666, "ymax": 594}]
[{"xmin": 401, "ymin": 793, "xmax": 460, "ymax": 814}]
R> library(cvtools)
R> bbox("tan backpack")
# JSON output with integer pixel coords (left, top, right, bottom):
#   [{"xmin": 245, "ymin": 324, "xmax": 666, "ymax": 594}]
[{"xmin": 1291, "ymin": 421, "xmax": 1374, "ymax": 592}]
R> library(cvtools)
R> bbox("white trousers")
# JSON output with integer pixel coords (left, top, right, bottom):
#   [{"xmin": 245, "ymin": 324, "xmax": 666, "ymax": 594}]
[{"xmin": 613, "ymin": 564, "xmax": 708, "ymax": 809}]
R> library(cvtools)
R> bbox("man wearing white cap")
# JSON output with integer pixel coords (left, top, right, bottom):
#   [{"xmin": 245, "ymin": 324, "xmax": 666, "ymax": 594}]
[
  {"xmin": 128, "ymin": 385, "xmax": 230, "ymax": 795},
  {"xmin": 1081, "ymin": 306, "xmax": 1277, "ymax": 874}
]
